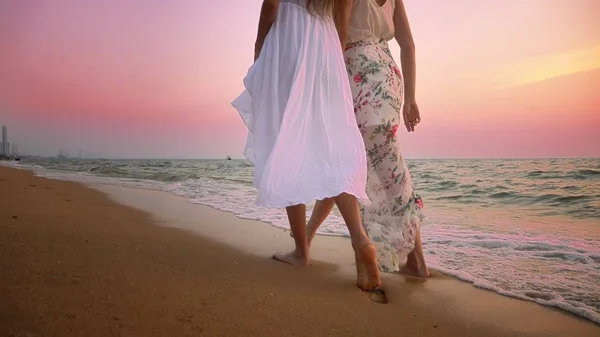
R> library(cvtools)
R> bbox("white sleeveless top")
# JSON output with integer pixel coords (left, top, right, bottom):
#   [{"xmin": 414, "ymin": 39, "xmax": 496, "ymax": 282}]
[
  {"xmin": 280, "ymin": 0, "xmax": 306, "ymax": 5},
  {"xmin": 347, "ymin": 0, "xmax": 395, "ymax": 44}
]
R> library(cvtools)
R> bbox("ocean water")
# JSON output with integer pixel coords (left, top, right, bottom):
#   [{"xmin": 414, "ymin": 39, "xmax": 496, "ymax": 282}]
[{"xmin": 5, "ymin": 157, "xmax": 600, "ymax": 324}]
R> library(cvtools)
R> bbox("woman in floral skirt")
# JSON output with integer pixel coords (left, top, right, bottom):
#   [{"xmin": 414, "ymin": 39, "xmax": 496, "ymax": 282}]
[{"xmin": 301, "ymin": 0, "xmax": 430, "ymax": 277}]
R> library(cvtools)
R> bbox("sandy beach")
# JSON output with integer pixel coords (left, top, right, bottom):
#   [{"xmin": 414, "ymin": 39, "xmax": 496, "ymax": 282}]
[{"xmin": 1, "ymin": 166, "xmax": 598, "ymax": 337}]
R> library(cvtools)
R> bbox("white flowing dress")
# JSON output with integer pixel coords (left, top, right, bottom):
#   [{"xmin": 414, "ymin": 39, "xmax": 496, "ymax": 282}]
[{"xmin": 232, "ymin": 0, "xmax": 370, "ymax": 208}]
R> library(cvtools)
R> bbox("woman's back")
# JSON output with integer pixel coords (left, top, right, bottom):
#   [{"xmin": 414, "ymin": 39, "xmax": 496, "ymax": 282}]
[
  {"xmin": 347, "ymin": 0, "xmax": 395, "ymax": 44},
  {"xmin": 232, "ymin": 0, "xmax": 369, "ymax": 207}
]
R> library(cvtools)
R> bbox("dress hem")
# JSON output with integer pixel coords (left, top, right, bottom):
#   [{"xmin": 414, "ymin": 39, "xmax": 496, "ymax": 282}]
[{"xmin": 256, "ymin": 189, "xmax": 371, "ymax": 209}]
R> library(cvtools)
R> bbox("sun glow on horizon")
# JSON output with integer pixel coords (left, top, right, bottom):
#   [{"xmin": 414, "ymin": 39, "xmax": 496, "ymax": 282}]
[{"xmin": 478, "ymin": 44, "xmax": 600, "ymax": 90}]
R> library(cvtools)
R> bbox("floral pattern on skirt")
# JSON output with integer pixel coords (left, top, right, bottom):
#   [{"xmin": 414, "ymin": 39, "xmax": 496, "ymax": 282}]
[{"xmin": 345, "ymin": 39, "xmax": 425, "ymax": 272}]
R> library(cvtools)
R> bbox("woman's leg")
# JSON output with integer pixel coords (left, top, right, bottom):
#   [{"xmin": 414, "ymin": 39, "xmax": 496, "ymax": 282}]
[
  {"xmin": 279, "ymin": 197, "xmax": 383, "ymax": 292},
  {"xmin": 273, "ymin": 204, "xmax": 310, "ymax": 266},
  {"xmin": 402, "ymin": 230, "xmax": 430, "ymax": 277},
  {"xmin": 333, "ymin": 193, "xmax": 382, "ymax": 292},
  {"xmin": 301, "ymin": 125, "xmax": 429, "ymax": 277},
  {"xmin": 291, "ymin": 198, "xmax": 335, "ymax": 246}
]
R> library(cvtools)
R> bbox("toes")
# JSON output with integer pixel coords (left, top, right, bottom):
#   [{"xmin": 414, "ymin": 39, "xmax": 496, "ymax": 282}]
[
  {"xmin": 272, "ymin": 252, "xmax": 309, "ymax": 267},
  {"xmin": 272, "ymin": 252, "xmax": 290, "ymax": 264}
]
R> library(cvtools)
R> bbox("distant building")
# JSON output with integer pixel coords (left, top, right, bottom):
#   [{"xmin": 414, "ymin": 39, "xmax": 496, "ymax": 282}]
[{"xmin": 1, "ymin": 125, "xmax": 7, "ymax": 156}]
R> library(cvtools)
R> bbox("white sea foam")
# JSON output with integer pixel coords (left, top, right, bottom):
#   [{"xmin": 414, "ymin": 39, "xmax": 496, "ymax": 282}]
[
  {"xmin": 5, "ymin": 161, "xmax": 600, "ymax": 325},
  {"xmin": 422, "ymin": 226, "xmax": 600, "ymax": 324}
]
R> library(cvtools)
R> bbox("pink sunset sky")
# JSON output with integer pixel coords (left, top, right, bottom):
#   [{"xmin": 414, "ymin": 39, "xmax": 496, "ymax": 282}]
[{"xmin": 0, "ymin": 0, "xmax": 599, "ymax": 159}]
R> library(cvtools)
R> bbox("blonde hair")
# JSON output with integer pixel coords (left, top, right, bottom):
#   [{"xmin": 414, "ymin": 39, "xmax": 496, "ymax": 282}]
[{"xmin": 306, "ymin": 0, "xmax": 336, "ymax": 18}]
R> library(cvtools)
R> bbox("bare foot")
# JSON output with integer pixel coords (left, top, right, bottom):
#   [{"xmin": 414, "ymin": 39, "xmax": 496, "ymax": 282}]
[
  {"xmin": 354, "ymin": 243, "xmax": 381, "ymax": 290},
  {"xmin": 400, "ymin": 253, "xmax": 430, "ymax": 278},
  {"xmin": 354, "ymin": 243, "xmax": 387, "ymax": 303},
  {"xmin": 272, "ymin": 250, "xmax": 310, "ymax": 267}
]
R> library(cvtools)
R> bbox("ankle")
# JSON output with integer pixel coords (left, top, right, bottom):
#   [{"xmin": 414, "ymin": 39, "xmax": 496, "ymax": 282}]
[
  {"xmin": 407, "ymin": 252, "xmax": 427, "ymax": 268},
  {"xmin": 351, "ymin": 236, "xmax": 372, "ymax": 251},
  {"xmin": 294, "ymin": 245, "xmax": 310, "ymax": 257}
]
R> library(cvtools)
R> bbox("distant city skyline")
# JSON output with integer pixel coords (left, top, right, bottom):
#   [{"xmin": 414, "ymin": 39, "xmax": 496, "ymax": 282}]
[
  {"xmin": 1, "ymin": 0, "xmax": 599, "ymax": 158},
  {"xmin": 0, "ymin": 124, "xmax": 21, "ymax": 155}
]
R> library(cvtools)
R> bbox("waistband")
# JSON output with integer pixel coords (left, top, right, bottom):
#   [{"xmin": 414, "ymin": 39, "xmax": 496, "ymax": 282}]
[{"xmin": 345, "ymin": 38, "xmax": 388, "ymax": 51}]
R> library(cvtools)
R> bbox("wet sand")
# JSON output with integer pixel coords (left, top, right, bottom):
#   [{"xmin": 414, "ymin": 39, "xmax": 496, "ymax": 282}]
[{"xmin": 1, "ymin": 166, "xmax": 598, "ymax": 336}]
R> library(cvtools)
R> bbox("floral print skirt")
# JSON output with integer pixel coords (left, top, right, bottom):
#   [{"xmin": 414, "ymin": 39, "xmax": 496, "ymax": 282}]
[{"xmin": 344, "ymin": 39, "xmax": 424, "ymax": 272}]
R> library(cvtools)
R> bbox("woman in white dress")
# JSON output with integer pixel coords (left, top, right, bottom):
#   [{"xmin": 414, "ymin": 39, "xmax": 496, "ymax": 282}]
[{"xmin": 232, "ymin": 0, "xmax": 384, "ymax": 295}]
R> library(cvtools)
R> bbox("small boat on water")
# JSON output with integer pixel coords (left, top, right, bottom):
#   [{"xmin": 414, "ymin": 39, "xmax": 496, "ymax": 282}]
[{"xmin": 226, "ymin": 156, "xmax": 232, "ymax": 160}]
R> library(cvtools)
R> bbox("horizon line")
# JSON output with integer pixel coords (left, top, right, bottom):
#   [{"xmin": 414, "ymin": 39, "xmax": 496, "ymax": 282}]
[{"xmin": 17, "ymin": 155, "xmax": 600, "ymax": 161}]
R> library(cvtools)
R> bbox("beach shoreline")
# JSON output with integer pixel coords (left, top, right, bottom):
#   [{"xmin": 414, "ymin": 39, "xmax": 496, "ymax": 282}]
[{"xmin": 1, "ymin": 165, "xmax": 599, "ymax": 336}]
